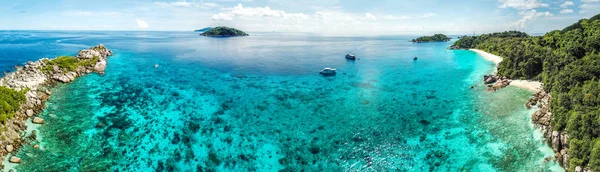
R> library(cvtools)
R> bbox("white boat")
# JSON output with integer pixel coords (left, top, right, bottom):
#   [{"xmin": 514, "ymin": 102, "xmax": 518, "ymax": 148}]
[
  {"xmin": 345, "ymin": 54, "xmax": 356, "ymax": 60},
  {"xmin": 319, "ymin": 68, "xmax": 337, "ymax": 76}
]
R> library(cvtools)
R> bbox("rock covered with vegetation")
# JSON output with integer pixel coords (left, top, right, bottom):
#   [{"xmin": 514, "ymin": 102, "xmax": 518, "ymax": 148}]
[
  {"xmin": 451, "ymin": 14, "xmax": 600, "ymax": 171},
  {"xmin": 0, "ymin": 44, "xmax": 112, "ymax": 168},
  {"xmin": 411, "ymin": 34, "xmax": 451, "ymax": 43},
  {"xmin": 0, "ymin": 87, "xmax": 27, "ymax": 123},
  {"xmin": 200, "ymin": 26, "xmax": 249, "ymax": 37}
]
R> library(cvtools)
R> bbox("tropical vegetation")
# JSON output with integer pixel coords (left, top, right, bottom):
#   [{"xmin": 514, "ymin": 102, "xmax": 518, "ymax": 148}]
[
  {"xmin": 200, "ymin": 26, "xmax": 249, "ymax": 37},
  {"xmin": 452, "ymin": 14, "xmax": 600, "ymax": 171},
  {"xmin": 41, "ymin": 56, "xmax": 99, "ymax": 74},
  {"xmin": 0, "ymin": 86, "xmax": 27, "ymax": 123},
  {"xmin": 411, "ymin": 34, "xmax": 451, "ymax": 43}
]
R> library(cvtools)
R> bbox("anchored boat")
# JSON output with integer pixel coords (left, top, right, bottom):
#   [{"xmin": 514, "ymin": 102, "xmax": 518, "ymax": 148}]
[
  {"xmin": 319, "ymin": 68, "xmax": 337, "ymax": 76},
  {"xmin": 345, "ymin": 54, "xmax": 356, "ymax": 60}
]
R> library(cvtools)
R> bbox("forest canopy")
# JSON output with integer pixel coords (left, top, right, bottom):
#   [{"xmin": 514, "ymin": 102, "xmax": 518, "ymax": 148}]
[
  {"xmin": 411, "ymin": 34, "xmax": 451, "ymax": 43},
  {"xmin": 0, "ymin": 86, "xmax": 26, "ymax": 124},
  {"xmin": 451, "ymin": 14, "xmax": 600, "ymax": 171}
]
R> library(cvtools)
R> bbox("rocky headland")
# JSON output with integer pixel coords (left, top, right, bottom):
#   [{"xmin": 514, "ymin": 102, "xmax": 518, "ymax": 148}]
[
  {"xmin": 474, "ymin": 48, "xmax": 570, "ymax": 171},
  {"xmin": 482, "ymin": 74, "xmax": 574, "ymax": 171},
  {"xmin": 527, "ymin": 91, "xmax": 579, "ymax": 171},
  {"xmin": 0, "ymin": 44, "xmax": 112, "ymax": 169}
]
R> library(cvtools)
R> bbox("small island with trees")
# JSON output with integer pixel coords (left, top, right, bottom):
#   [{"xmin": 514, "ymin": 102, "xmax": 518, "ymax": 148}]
[
  {"xmin": 411, "ymin": 34, "xmax": 451, "ymax": 43},
  {"xmin": 200, "ymin": 26, "xmax": 249, "ymax": 37}
]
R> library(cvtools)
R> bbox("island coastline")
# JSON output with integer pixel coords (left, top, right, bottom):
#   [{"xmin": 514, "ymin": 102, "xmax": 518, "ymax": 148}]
[
  {"xmin": 470, "ymin": 48, "xmax": 569, "ymax": 170},
  {"xmin": 0, "ymin": 45, "xmax": 112, "ymax": 171},
  {"xmin": 470, "ymin": 49, "xmax": 542, "ymax": 92}
]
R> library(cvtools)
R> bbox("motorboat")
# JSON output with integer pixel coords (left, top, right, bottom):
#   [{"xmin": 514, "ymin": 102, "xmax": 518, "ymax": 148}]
[
  {"xmin": 319, "ymin": 68, "xmax": 337, "ymax": 76},
  {"xmin": 345, "ymin": 54, "xmax": 356, "ymax": 60}
]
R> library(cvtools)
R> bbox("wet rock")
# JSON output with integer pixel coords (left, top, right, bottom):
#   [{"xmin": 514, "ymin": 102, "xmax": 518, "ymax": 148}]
[
  {"xmin": 489, "ymin": 79, "xmax": 510, "ymax": 91},
  {"xmin": 26, "ymin": 109, "xmax": 34, "ymax": 117},
  {"xmin": 32, "ymin": 117, "xmax": 45, "ymax": 124},
  {"xmin": 528, "ymin": 90, "xmax": 570, "ymax": 169},
  {"xmin": 483, "ymin": 75, "xmax": 498, "ymax": 84},
  {"xmin": 9, "ymin": 156, "xmax": 21, "ymax": 163},
  {"xmin": 6, "ymin": 145, "xmax": 13, "ymax": 153}
]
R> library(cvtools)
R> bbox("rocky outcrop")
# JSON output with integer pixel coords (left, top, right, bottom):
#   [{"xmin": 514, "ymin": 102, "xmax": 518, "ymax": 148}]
[
  {"xmin": 483, "ymin": 75, "xmax": 511, "ymax": 91},
  {"xmin": 484, "ymin": 75, "xmax": 498, "ymax": 84},
  {"xmin": 32, "ymin": 117, "xmax": 44, "ymax": 124},
  {"xmin": 5, "ymin": 145, "xmax": 13, "ymax": 153},
  {"xmin": 483, "ymin": 74, "xmax": 569, "ymax": 170},
  {"xmin": 52, "ymin": 72, "xmax": 78, "ymax": 83},
  {"xmin": 0, "ymin": 44, "xmax": 112, "ymax": 169},
  {"xmin": 8, "ymin": 157, "xmax": 21, "ymax": 163},
  {"xmin": 527, "ymin": 91, "xmax": 570, "ymax": 169}
]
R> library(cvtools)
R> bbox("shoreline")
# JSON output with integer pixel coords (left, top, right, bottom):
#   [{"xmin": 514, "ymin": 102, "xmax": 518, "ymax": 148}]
[
  {"xmin": 470, "ymin": 49, "xmax": 502, "ymax": 66},
  {"xmin": 470, "ymin": 49, "xmax": 569, "ymax": 170},
  {"xmin": 0, "ymin": 45, "xmax": 112, "ymax": 171},
  {"xmin": 470, "ymin": 49, "xmax": 543, "ymax": 93}
]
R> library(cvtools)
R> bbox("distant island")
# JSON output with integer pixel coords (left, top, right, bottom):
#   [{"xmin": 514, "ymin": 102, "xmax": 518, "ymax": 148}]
[
  {"xmin": 194, "ymin": 27, "xmax": 213, "ymax": 32},
  {"xmin": 411, "ymin": 34, "xmax": 451, "ymax": 43},
  {"xmin": 200, "ymin": 26, "xmax": 249, "ymax": 37}
]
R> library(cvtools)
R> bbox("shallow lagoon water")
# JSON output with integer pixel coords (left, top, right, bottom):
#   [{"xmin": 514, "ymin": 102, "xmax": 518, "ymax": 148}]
[{"xmin": 0, "ymin": 31, "xmax": 560, "ymax": 171}]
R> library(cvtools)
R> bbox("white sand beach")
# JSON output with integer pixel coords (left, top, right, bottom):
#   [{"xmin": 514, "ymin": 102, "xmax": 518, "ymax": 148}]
[
  {"xmin": 510, "ymin": 80, "xmax": 543, "ymax": 92},
  {"xmin": 471, "ymin": 49, "xmax": 503, "ymax": 65},
  {"xmin": 470, "ymin": 49, "xmax": 543, "ymax": 92}
]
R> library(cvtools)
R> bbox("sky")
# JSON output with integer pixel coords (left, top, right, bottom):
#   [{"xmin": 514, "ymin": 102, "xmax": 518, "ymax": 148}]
[{"xmin": 1, "ymin": 0, "xmax": 600, "ymax": 35}]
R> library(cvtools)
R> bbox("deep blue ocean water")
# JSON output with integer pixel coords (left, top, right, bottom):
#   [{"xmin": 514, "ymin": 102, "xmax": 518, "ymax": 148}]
[{"xmin": 0, "ymin": 31, "xmax": 561, "ymax": 171}]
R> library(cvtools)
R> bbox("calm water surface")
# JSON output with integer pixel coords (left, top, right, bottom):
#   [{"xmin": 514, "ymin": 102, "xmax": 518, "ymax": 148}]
[{"xmin": 0, "ymin": 31, "xmax": 560, "ymax": 171}]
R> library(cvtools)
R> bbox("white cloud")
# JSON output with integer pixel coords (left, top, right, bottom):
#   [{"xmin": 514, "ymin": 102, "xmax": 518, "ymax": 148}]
[
  {"xmin": 560, "ymin": 9, "xmax": 574, "ymax": 14},
  {"xmin": 201, "ymin": 3, "xmax": 219, "ymax": 8},
  {"xmin": 154, "ymin": 1, "xmax": 219, "ymax": 9},
  {"xmin": 62, "ymin": 11, "xmax": 122, "ymax": 17},
  {"xmin": 579, "ymin": 3, "xmax": 600, "ymax": 14},
  {"xmin": 581, "ymin": 0, "xmax": 600, "ymax": 2},
  {"xmin": 560, "ymin": 1, "xmax": 574, "ymax": 8},
  {"xmin": 136, "ymin": 19, "xmax": 149, "ymax": 29},
  {"xmin": 154, "ymin": 2, "xmax": 193, "ymax": 7},
  {"xmin": 365, "ymin": 13, "xmax": 377, "ymax": 20},
  {"xmin": 510, "ymin": 10, "xmax": 553, "ymax": 28},
  {"xmin": 212, "ymin": 4, "xmax": 309, "ymax": 21},
  {"xmin": 498, "ymin": 0, "xmax": 549, "ymax": 10},
  {"xmin": 207, "ymin": 4, "xmax": 500, "ymax": 35},
  {"xmin": 384, "ymin": 13, "xmax": 437, "ymax": 20}
]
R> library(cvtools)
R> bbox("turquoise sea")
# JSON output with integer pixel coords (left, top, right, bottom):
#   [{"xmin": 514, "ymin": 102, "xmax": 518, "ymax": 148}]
[{"xmin": 0, "ymin": 31, "xmax": 560, "ymax": 171}]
